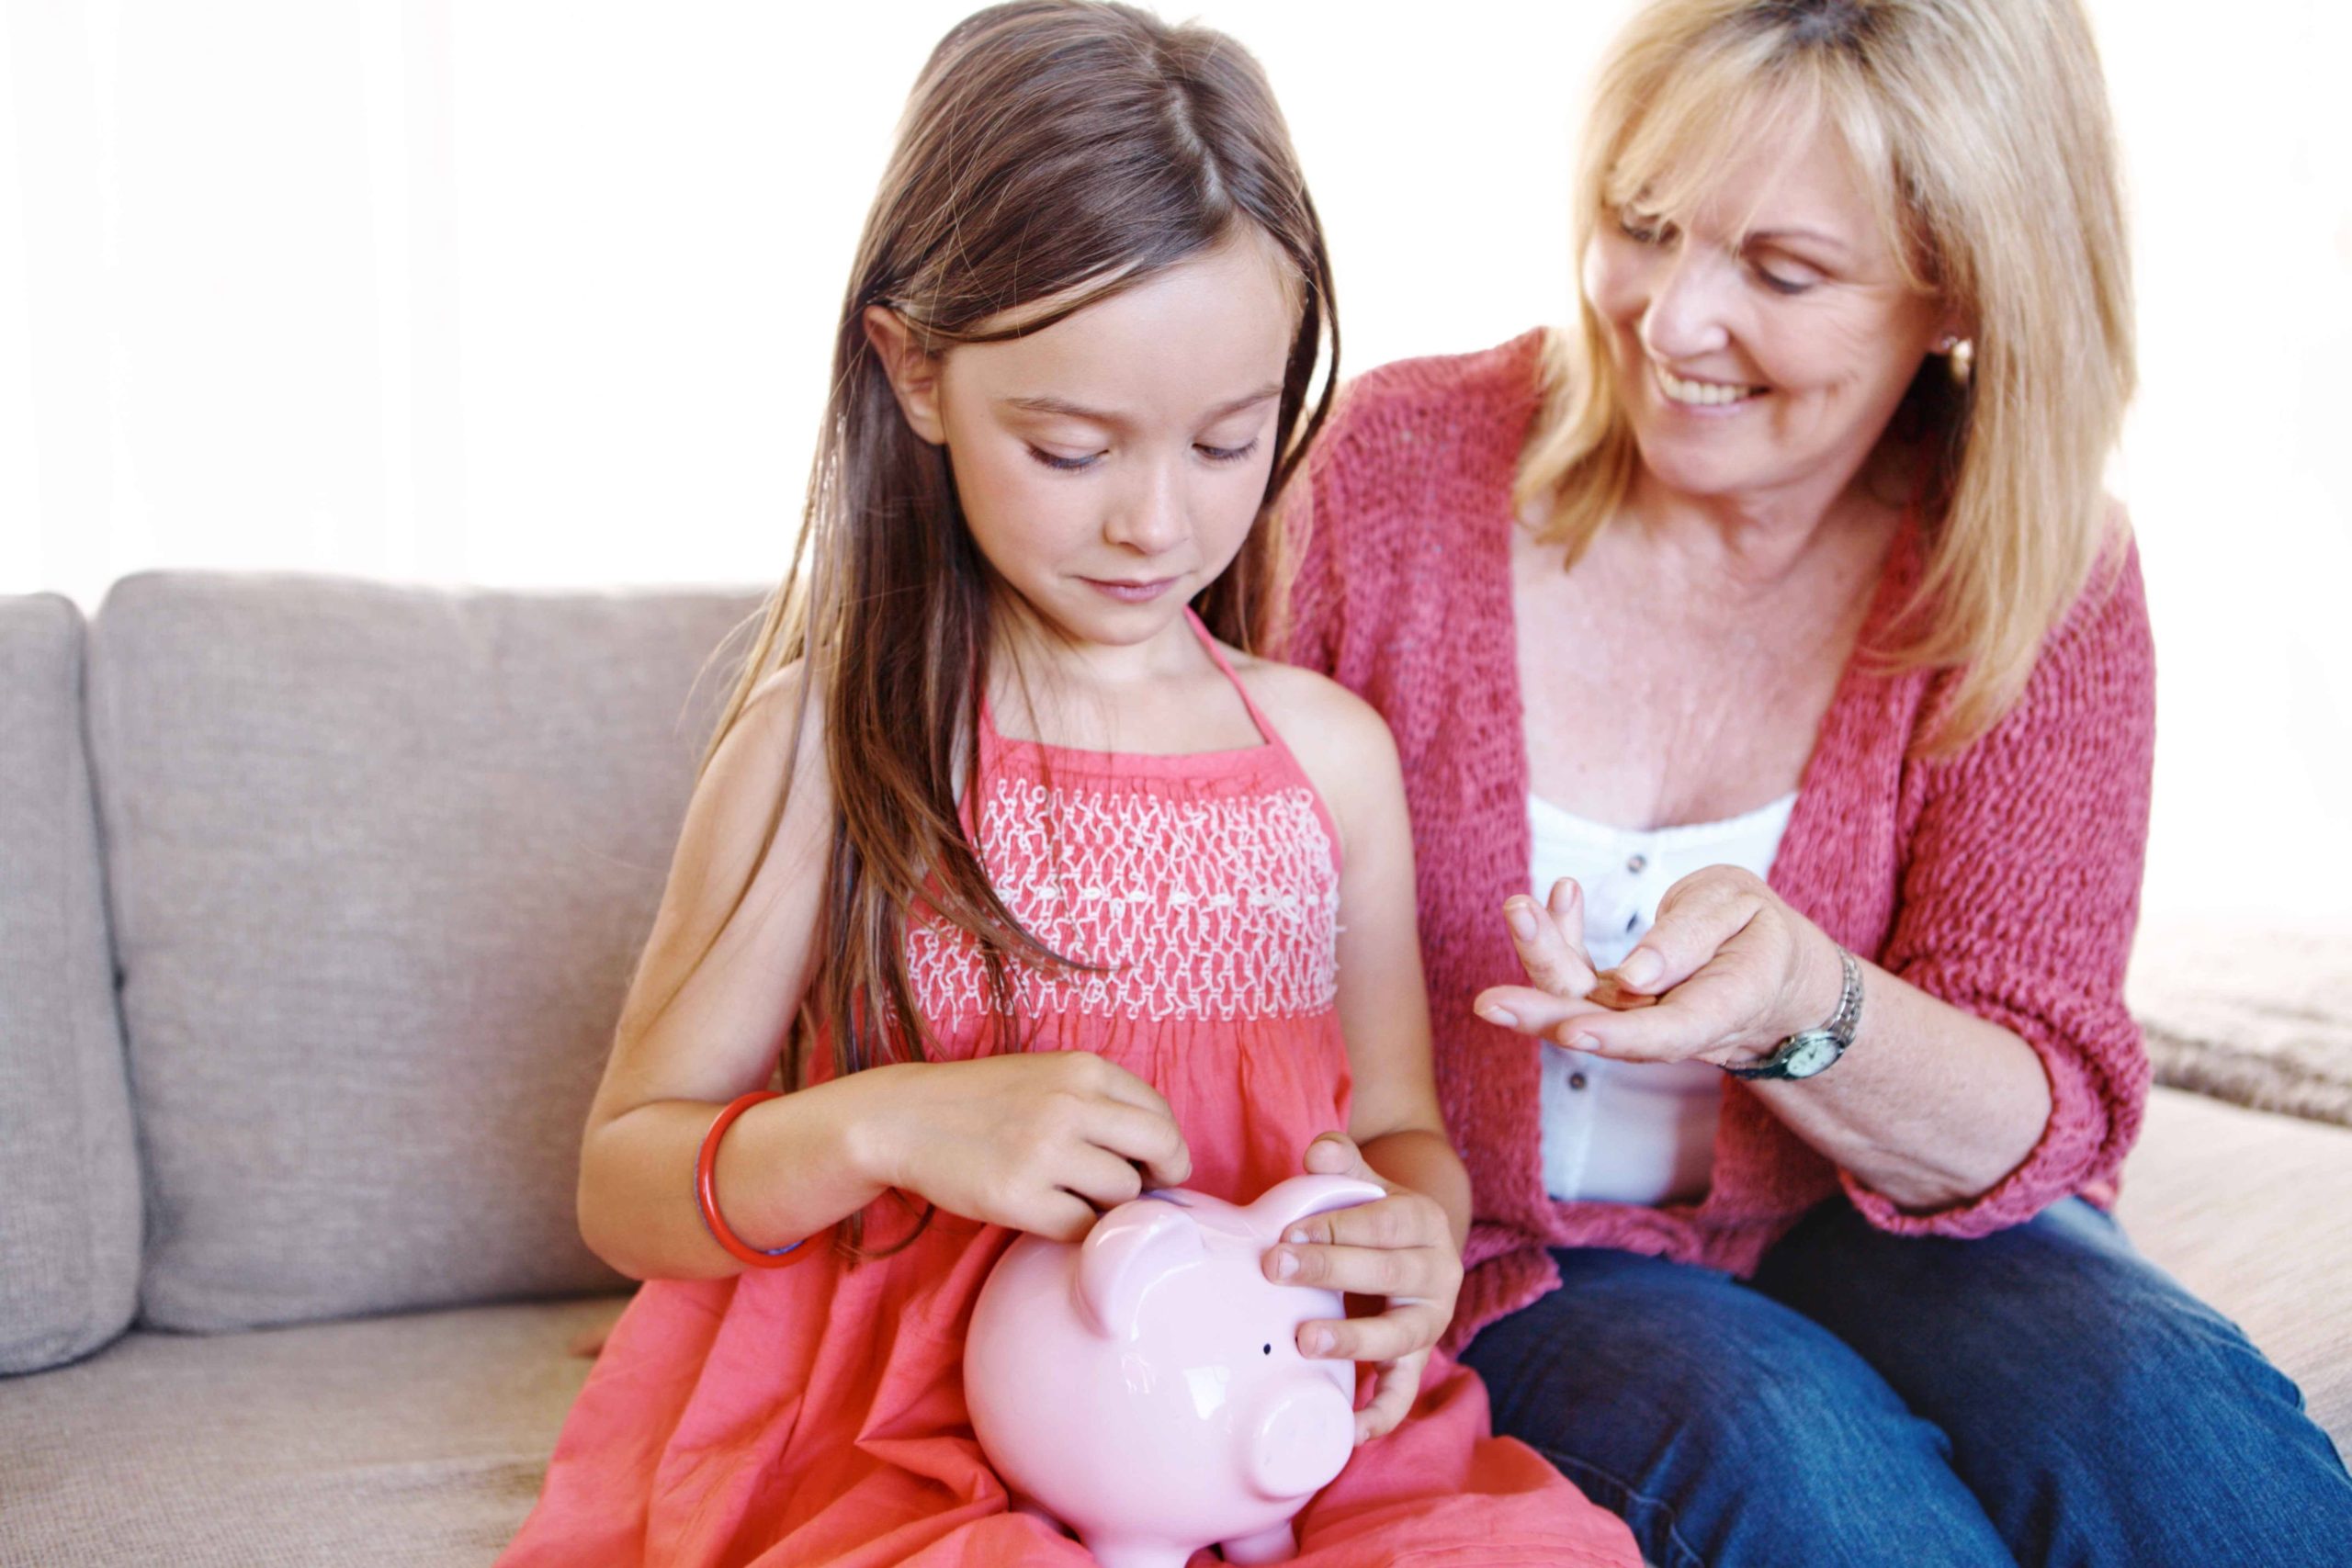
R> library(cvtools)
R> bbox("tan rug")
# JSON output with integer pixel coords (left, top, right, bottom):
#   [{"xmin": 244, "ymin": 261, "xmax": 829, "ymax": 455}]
[{"xmin": 2128, "ymin": 920, "xmax": 2352, "ymax": 1129}]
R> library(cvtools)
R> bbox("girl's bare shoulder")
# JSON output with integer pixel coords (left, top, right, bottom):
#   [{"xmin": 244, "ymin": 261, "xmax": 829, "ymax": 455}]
[
  {"xmin": 730, "ymin": 660, "xmax": 828, "ymax": 773},
  {"xmin": 1223, "ymin": 649, "xmax": 1403, "ymax": 845},
  {"xmin": 683, "ymin": 660, "xmax": 833, "ymax": 871},
  {"xmin": 1227, "ymin": 653, "xmax": 1388, "ymax": 748}
]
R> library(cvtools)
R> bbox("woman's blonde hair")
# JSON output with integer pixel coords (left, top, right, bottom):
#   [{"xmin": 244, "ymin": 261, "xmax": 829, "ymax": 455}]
[{"xmin": 1519, "ymin": 0, "xmax": 2133, "ymax": 752}]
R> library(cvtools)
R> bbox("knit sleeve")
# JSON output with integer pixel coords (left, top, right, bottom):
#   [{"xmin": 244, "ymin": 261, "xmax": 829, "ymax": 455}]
[{"xmin": 1849, "ymin": 533, "xmax": 2157, "ymax": 1237}]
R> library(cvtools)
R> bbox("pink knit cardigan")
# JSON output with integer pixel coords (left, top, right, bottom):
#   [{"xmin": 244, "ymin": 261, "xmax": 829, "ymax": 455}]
[{"xmin": 1283, "ymin": 330, "xmax": 2157, "ymax": 1352}]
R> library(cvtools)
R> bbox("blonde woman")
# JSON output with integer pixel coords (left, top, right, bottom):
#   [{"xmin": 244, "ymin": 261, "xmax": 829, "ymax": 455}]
[{"xmin": 1272, "ymin": 0, "xmax": 2352, "ymax": 1561}]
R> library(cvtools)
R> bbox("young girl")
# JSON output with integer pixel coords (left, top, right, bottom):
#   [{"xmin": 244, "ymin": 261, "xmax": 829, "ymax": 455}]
[{"xmin": 499, "ymin": 6, "xmax": 1636, "ymax": 1564}]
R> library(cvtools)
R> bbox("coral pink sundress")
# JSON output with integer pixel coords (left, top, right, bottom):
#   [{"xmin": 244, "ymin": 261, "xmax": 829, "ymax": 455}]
[{"xmin": 499, "ymin": 615, "xmax": 1637, "ymax": 1567}]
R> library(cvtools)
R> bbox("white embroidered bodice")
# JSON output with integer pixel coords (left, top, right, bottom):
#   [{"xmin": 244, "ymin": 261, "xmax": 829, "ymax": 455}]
[{"xmin": 908, "ymin": 768, "xmax": 1341, "ymax": 1024}]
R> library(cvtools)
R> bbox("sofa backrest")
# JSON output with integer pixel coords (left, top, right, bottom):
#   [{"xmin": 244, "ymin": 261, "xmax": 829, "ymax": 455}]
[
  {"xmin": 85, "ymin": 571, "xmax": 763, "ymax": 1332},
  {"xmin": 0, "ymin": 594, "xmax": 143, "ymax": 1373}
]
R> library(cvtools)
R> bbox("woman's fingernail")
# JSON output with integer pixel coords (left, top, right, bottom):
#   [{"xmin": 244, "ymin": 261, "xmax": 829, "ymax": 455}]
[
  {"xmin": 1568, "ymin": 1032, "xmax": 1600, "ymax": 1052},
  {"xmin": 1615, "ymin": 949, "xmax": 1663, "ymax": 989},
  {"xmin": 1303, "ymin": 1326, "xmax": 1332, "ymax": 1355},
  {"xmin": 1285, "ymin": 1227, "xmax": 1308, "ymax": 1245},
  {"xmin": 1272, "ymin": 1249, "xmax": 1299, "ymax": 1280},
  {"xmin": 1506, "ymin": 901, "xmax": 1538, "ymax": 941},
  {"xmin": 1477, "ymin": 1004, "xmax": 1519, "ymax": 1029}
]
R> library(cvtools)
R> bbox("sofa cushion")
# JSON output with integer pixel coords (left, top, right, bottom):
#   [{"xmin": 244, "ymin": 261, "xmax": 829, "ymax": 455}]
[
  {"xmin": 87, "ymin": 572, "xmax": 763, "ymax": 1330},
  {"xmin": 2118, "ymin": 1085, "xmax": 2352, "ymax": 1453},
  {"xmin": 0, "ymin": 593, "xmax": 141, "ymax": 1373},
  {"xmin": 0, "ymin": 1293, "xmax": 628, "ymax": 1566}
]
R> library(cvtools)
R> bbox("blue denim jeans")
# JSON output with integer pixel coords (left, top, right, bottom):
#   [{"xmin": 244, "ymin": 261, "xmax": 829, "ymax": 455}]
[{"xmin": 1460, "ymin": 1197, "xmax": 2352, "ymax": 1566}]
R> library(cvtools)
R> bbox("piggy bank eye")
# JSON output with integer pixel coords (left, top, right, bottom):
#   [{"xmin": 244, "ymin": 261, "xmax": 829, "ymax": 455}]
[{"xmin": 1262, "ymin": 1343, "xmax": 1272, "ymax": 1356}]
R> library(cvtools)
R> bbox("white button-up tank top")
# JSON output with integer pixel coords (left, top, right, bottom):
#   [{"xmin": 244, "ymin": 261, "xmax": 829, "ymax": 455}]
[{"xmin": 1528, "ymin": 790, "xmax": 1797, "ymax": 1206}]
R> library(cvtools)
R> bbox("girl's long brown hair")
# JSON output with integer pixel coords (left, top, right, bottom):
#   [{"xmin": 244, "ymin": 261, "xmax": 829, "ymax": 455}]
[{"xmin": 678, "ymin": 2, "xmax": 1336, "ymax": 1247}]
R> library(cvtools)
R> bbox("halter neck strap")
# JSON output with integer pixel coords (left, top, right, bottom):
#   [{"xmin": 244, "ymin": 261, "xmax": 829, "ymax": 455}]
[{"xmin": 1182, "ymin": 607, "xmax": 1276, "ymax": 749}]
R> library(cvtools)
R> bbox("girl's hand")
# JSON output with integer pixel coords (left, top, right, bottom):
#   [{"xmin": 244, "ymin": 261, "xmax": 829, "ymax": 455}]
[
  {"xmin": 861, "ymin": 1052, "xmax": 1192, "ymax": 1242},
  {"xmin": 1261, "ymin": 1133, "xmax": 1463, "ymax": 1443},
  {"xmin": 1474, "ymin": 866, "xmax": 1844, "ymax": 1071}
]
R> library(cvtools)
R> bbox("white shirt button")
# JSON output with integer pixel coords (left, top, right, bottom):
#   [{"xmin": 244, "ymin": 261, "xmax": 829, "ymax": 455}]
[{"xmin": 1626, "ymin": 852, "xmax": 1647, "ymax": 874}]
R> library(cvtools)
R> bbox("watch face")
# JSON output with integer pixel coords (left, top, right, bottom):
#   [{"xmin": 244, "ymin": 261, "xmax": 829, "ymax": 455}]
[{"xmin": 1781, "ymin": 1032, "xmax": 1842, "ymax": 1078}]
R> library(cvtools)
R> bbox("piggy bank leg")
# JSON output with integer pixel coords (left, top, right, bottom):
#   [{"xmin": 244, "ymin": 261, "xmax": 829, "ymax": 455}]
[
  {"xmin": 1216, "ymin": 1522, "xmax": 1301, "ymax": 1563},
  {"xmin": 1079, "ymin": 1537, "xmax": 1198, "ymax": 1568}
]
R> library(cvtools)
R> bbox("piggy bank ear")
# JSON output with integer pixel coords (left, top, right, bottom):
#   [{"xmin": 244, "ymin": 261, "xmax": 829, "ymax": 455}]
[
  {"xmin": 1074, "ymin": 1197, "xmax": 1204, "ymax": 1342},
  {"xmin": 1244, "ymin": 1174, "xmax": 1387, "ymax": 1240}
]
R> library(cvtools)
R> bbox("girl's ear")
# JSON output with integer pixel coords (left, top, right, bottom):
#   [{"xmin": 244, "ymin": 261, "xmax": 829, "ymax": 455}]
[{"xmin": 862, "ymin": 306, "xmax": 948, "ymax": 446}]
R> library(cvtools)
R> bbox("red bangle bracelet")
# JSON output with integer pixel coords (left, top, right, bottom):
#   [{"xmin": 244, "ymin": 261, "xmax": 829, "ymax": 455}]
[{"xmin": 695, "ymin": 1090, "xmax": 809, "ymax": 1269}]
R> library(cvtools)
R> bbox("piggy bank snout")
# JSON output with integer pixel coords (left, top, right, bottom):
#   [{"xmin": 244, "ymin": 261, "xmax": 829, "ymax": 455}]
[{"xmin": 1246, "ymin": 1380, "xmax": 1356, "ymax": 1501}]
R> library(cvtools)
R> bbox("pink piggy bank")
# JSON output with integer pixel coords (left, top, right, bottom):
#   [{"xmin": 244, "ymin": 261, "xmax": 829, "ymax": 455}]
[{"xmin": 965, "ymin": 1174, "xmax": 1385, "ymax": 1568}]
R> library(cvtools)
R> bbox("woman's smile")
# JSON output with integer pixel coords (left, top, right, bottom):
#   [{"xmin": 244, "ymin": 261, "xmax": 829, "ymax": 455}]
[{"xmin": 1651, "ymin": 361, "xmax": 1765, "ymax": 411}]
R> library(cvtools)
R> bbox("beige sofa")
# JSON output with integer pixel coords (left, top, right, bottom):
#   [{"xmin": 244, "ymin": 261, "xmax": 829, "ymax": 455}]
[{"xmin": 2, "ymin": 574, "xmax": 2345, "ymax": 1565}]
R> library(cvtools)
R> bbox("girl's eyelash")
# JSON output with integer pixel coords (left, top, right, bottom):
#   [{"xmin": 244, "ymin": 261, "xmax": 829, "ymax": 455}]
[{"xmin": 1026, "ymin": 440, "xmax": 1261, "ymax": 470}]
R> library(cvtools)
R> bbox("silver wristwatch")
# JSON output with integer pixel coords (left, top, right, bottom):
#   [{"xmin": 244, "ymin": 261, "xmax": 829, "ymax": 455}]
[{"xmin": 1724, "ymin": 946, "xmax": 1863, "ymax": 1081}]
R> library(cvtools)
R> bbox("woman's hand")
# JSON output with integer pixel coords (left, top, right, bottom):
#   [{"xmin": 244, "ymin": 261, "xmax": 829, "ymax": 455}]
[
  {"xmin": 1474, "ymin": 867, "xmax": 1845, "ymax": 1071},
  {"xmin": 857, "ymin": 1052, "xmax": 1191, "ymax": 1242},
  {"xmin": 1261, "ymin": 1132, "xmax": 1464, "ymax": 1443}
]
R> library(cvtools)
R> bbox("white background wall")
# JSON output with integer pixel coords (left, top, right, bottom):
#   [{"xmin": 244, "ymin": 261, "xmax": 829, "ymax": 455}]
[{"xmin": 2, "ymin": 1, "xmax": 2346, "ymax": 927}]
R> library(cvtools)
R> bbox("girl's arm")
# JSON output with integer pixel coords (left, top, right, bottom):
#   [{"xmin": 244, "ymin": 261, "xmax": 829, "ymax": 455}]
[
  {"xmin": 579, "ymin": 666, "xmax": 1189, "ymax": 1281},
  {"xmin": 1318, "ymin": 694, "xmax": 1467, "ymax": 1251},
  {"xmin": 1244, "ymin": 662, "xmax": 1466, "ymax": 1440},
  {"xmin": 577, "ymin": 665, "xmax": 876, "ymax": 1280}
]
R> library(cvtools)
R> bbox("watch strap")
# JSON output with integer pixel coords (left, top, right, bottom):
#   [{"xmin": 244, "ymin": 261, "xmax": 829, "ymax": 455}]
[{"xmin": 1724, "ymin": 945, "xmax": 1862, "ymax": 1080}]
